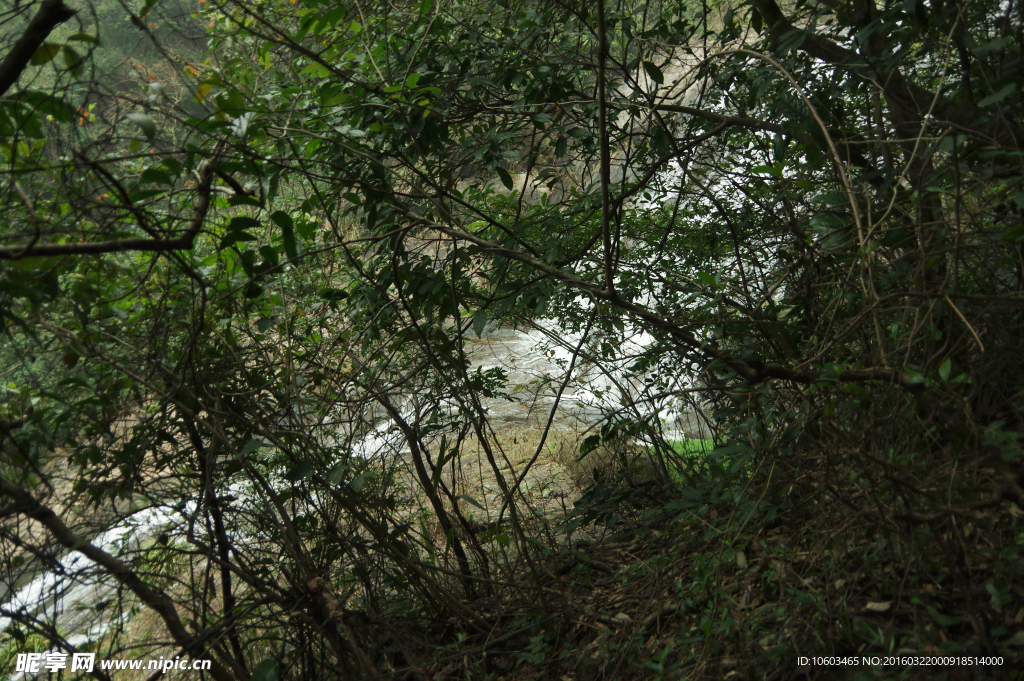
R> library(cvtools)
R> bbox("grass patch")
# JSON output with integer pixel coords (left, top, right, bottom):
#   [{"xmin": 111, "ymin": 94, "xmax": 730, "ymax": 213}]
[
  {"xmin": 645, "ymin": 438, "xmax": 715, "ymax": 484},
  {"xmin": 667, "ymin": 438, "xmax": 713, "ymax": 458}
]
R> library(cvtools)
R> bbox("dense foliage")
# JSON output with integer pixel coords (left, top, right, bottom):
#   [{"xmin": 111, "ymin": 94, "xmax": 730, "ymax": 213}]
[{"xmin": 1, "ymin": 0, "xmax": 1023, "ymax": 678}]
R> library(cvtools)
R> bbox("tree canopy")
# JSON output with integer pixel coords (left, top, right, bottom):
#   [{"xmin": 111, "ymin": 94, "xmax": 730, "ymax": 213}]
[{"xmin": 1, "ymin": 0, "xmax": 1023, "ymax": 677}]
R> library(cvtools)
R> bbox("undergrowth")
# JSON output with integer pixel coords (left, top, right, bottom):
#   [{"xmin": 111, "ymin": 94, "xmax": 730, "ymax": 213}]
[{"xmin": 366, "ymin": 411, "xmax": 1024, "ymax": 681}]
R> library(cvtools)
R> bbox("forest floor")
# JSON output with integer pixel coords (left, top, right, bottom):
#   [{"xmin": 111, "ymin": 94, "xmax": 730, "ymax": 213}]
[{"xmin": 392, "ymin": 435, "xmax": 1024, "ymax": 681}]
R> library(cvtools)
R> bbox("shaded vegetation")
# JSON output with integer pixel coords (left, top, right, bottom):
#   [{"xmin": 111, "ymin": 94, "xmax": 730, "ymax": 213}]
[{"xmin": 1, "ymin": 0, "xmax": 1023, "ymax": 678}]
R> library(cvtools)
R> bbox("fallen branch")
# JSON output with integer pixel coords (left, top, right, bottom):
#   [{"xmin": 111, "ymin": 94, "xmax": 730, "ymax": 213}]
[{"xmin": 638, "ymin": 604, "xmax": 679, "ymax": 635}]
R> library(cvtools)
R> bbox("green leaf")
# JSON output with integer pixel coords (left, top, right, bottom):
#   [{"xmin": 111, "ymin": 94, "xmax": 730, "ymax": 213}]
[
  {"xmin": 272, "ymin": 211, "xmax": 298, "ymax": 260},
  {"xmin": 978, "ymin": 83, "xmax": 1016, "ymax": 107},
  {"xmin": 250, "ymin": 660, "xmax": 278, "ymax": 681},
  {"xmin": 29, "ymin": 43, "xmax": 60, "ymax": 65},
  {"xmin": 140, "ymin": 168, "xmax": 173, "ymax": 185},
  {"xmin": 696, "ymin": 271, "xmax": 717, "ymax": 288},
  {"xmin": 926, "ymin": 605, "xmax": 962, "ymax": 627},
  {"xmin": 975, "ymin": 36, "xmax": 1011, "ymax": 54},
  {"xmin": 14, "ymin": 90, "xmax": 76, "ymax": 122},
  {"xmin": 228, "ymin": 216, "xmax": 261, "ymax": 231},
  {"xmin": 258, "ymin": 245, "xmax": 278, "ymax": 266},
  {"xmin": 810, "ymin": 212, "xmax": 849, "ymax": 234},
  {"xmin": 239, "ymin": 438, "xmax": 267, "ymax": 456},
  {"xmin": 319, "ymin": 288, "xmax": 348, "ymax": 300},
  {"xmin": 220, "ymin": 232, "xmax": 257, "ymax": 249},
  {"xmin": 285, "ymin": 463, "xmax": 314, "ymax": 482},
  {"xmin": 256, "ymin": 317, "xmax": 275, "ymax": 332},
  {"xmin": 162, "ymin": 158, "xmax": 182, "ymax": 176},
  {"xmin": 327, "ymin": 462, "xmax": 348, "ymax": 484},
  {"xmin": 127, "ymin": 112, "xmax": 156, "ymax": 140},
  {"xmin": 777, "ymin": 28, "xmax": 806, "ymax": 53},
  {"xmin": 494, "ymin": 533, "xmax": 510, "ymax": 547},
  {"xmin": 130, "ymin": 187, "xmax": 164, "ymax": 201},
  {"xmin": 229, "ymin": 193, "xmax": 263, "ymax": 207},
  {"xmin": 429, "ymin": 435, "xmax": 456, "ymax": 489},
  {"xmin": 902, "ymin": 0, "xmax": 928, "ymax": 25},
  {"xmin": 496, "ymin": 167, "xmax": 514, "ymax": 190},
  {"xmin": 642, "ymin": 60, "xmax": 664, "ymax": 85},
  {"xmin": 881, "ymin": 228, "xmax": 909, "ymax": 246},
  {"xmin": 350, "ymin": 471, "xmax": 372, "ymax": 492},
  {"xmin": 577, "ymin": 434, "xmax": 601, "ymax": 460},
  {"xmin": 651, "ymin": 126, "xmax": 672, "ymax": 155},
  {"xmin": 985, "ymin": 582, "xmax": 1011, "ymax": 605},
  {"xmin": 456, "ymin": 494, "xmax": 485, "ymax": 510},
  {"xmin": 1002, "ymin": 224, "xmax": 1024, "ymax": 243},
  {"xmin": 938, "ymin": 359, "xmax": 951, "ymax": 382},
  {"xmin": 62, "ymin": 45, "xmax": 83, "ymax": 76},
  {"xmin": 62, "ymin": 348, "xmax": 80, "ymax": 368},
  {"xmin": 67, "ymin": 33, "xmax": 98, "ymax": 43},
  {"xmin": 472, "ymin": 309, "xmax": 487, "ymax": 337},
  {"xmin": 318, "ymin": 288, "xmax": 349, "ymax": 306},
  {"xmin": 751, "ymin": 164, "xmax": 782, "ymax": 177},
  {"xmin": 555, "ymin": 135, "xmax": 567, "ymax": 157},
  {"xmin": 295, "ymin": 218, "xmax": 315, "ymax": 241},
  {"xmin": 324, "ymin": 91, "xmax": 348, "ymax": 106}
]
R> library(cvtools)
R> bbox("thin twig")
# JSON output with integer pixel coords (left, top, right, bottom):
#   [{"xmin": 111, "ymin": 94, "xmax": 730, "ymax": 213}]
[{"xmin": 944, "ymin": 294, "xmax": 984, "ymax": 352}]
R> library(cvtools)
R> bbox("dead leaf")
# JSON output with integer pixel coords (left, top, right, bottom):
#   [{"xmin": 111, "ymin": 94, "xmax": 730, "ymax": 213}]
[{"xmin": 864, "ymin": 601, "xmax": 892, "ymax": 612}]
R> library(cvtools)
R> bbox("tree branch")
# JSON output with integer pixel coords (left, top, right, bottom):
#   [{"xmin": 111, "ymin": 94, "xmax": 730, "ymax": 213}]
[
  {"xmin": 655, "ymin": 104, "xmax": 876, "ymax": 168},
  {"xmin": 388, "ymin": 202, "xmax": 911, "ymax": 389},
  {"xmin": 749, "ymin": 0, "xmax": 1006, "ymax": 141},
  {"xmin": 0, "ymin": 478, "xmax": 242, "ymax": 681},
  {"xmin": 0, "ymin": 161, "xmax": 215, "ymax": 261},
  {"xmin": 0, "ymin": 0, "xmax": 78, "ymax": 98},
  {"xmin": 656, "ymin": 103, "xmax": 801, "ymax": 139},
  {"xmin": 0, "ymin": 417, "xmax": 26, "ymax": 432}
]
